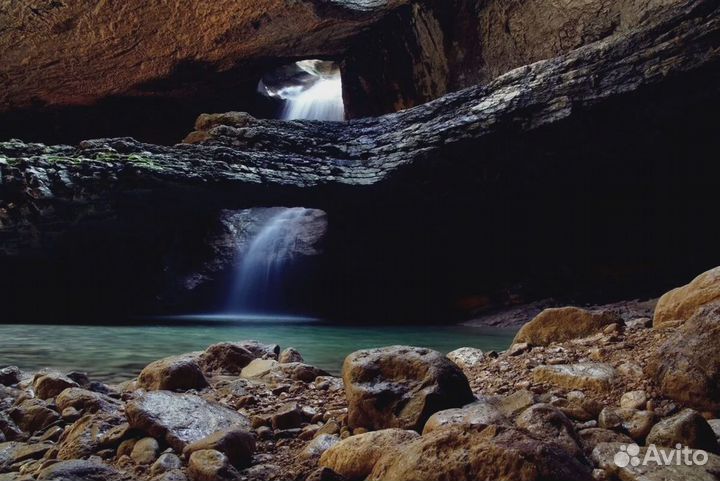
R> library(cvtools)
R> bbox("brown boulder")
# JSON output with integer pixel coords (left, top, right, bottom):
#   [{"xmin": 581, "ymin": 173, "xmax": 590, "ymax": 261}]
[
  {"xmin": 578, "ymin": 428, "xmax": 633, "ymax": 456},
  {"xmin": 9, "ymin": 399, "xmax": 60, "ymax": 433},
  {"xmin": 654, "ymin": 266, "xmax": 720, "ymax": 327},
  {"xmin": 368, "ymin": 424, "xmax": 593, "ymax": 481},
  {"xmin": 279, "ymin": 347, "xmax": 305, "ymax": 364},
  {"xmin": 319, "ymin": 429, "xmax": 419, "ymax": 481},
  {"xmin": 650, "ymin": 302, "xmax": 720, "ymax": 410},
  {"xmin": 187, "ymin": 449, "xmax": 239, "ymax": 481},
  {"xmin": 343, "ymin": 346, "xmax": 474, "ymax": 431},
  {"xmin": 198, "ymin": 343, "xmax": 255, "ymax": 375},
  {"xmin": 56, "ymin": 387, "xmax": 119, "ymax": 414},
  {"xmin": 422, "ymin": 397, "xmax": 508, "ymax": 435},
  {"xmin": 513, "ymin": 307, "xmax": 622, "ymax": 346},
  {"xmin": 515, "ymin": 404, "xmax": 584, "ymax": 459},
  {"xmin": 646, "ymin": 409, "xmax": 719, "ymax": 453},
  {"xmin": 533, "ymin": 363, "xmax": 616, "ymax": 392},
  {"xmin": 33, "ymin": 371, "xmax": 79, "ymax": 399},
  {"xmin": 138, "ymin": 355, "xmax": 208, "ymax": 392},
  {"xmin": 57, "ymin": 412, "xmax": 124, "ymax": 460},
  {"xmin": 183, "ymin": 428, "xmax": 255, "ymax": 469}
]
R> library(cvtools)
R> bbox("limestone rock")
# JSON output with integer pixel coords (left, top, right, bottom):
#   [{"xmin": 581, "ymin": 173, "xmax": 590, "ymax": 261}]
[
  {"xmin": 187, "ymin": 449, "xmax": 238, "ymax": 481},
  {"xmin": 533, "ymin": 363, "xmax": 615, "ymax": 392},
  {"xmin": 515, "ymin": 404, "xmax": 584, "ymax": 458},
  {"xmin": 368, "ymin": 424, "xmax": 593, "ymax": 481},
  {"xmin": 343, "ymin": 346, "xmax": 474, "ymax": 431},
  {"xmin": 279, "ymin": 348, "xmax": 304, "ymax": 364},
  {"xmin": 183, "ymin": 428, "xmax": 255, "ymax": 469},
  {"xmin": 620, "ymin": 391, "xmax": 648, "ymax": 410},
  {"xmin": 56, "ymin": 387, "xmax": 119, "ymax": 414},
  {"xmin": 198, "ymin": 343, "xmax": 258, "ymax": 375},
  {"xmin": 319, "ymin": 429, "xmax": 420, "ymax": 480},
  {"xmin": 0, "ymin": 442, "xmax": 53, "ymax": 471},
  {"xmin": 240, "ymin": 359, "xmax": 280, "ymax": 379},
  {"xmin": 422, "ymin": 398, "xmax": 507, "ymax": 435},
  {"xmin": 598, "ymin": 407, "xmax": 655, "ymax": 441},
  {"xmin": 654, "ymin": 266, "xmax": 720, "ymax": 327},
  {"xmin": 33, "ymin": 372, "xmax": 79, "ymax": 399},
  {"xmin": 514, "ymin": 307, "xmax": 622, "ymax": 346},
  {"xmin": 298, "ymin": 434, "xmax": 341, "ymax": 462},
  {"xmin": 36, "ymin": 459, "xmax": 129, "ymax": 481},
  {"xmin": 57, "ymin": 412, "xmax": 124, "ymax": 460},
  {"xmin": 137, "ymin": 355, "xmax": 208, "ymax": 392},
  {"xmin": 9, "ymin": 399, "xmax": 60, "ymax": 433},
  {"xmin": 126, "ymin": 391, "xmax": 250, "ymax": 452},
  {"xmin": 646, "ymin": 409, "xmax": 719, "ymax": 453},
  {"xmin": 446, "ymin": 347, "xmax": 484, "ymax": 369},
  {"xmin": 592, "ymin": 442, "xmax": 720, "ymax": 481},
  {"xmin": 650, "ymin": 302, "xmax": 720, "ymax": 410}
]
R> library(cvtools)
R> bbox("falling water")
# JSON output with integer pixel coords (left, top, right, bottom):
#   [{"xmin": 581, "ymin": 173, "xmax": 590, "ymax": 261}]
[
  {"xmin": 226, "ymin": 208, "xmax": 319, "ymax": 314},
  {"xmin": 280, "ymin": 74, "xmax": 345, "ymax": 121}
]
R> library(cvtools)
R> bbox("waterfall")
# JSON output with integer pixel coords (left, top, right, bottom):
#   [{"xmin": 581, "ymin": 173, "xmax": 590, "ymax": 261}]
[
  {"xmin": 226, "ymin": 208, "xmax": 321, "ymax": 314},
  {"xmin": 280, "ymin": 74, "xmax": 345, "ymax": 121}
]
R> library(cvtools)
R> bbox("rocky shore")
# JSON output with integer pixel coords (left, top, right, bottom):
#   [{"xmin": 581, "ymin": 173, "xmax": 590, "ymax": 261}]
[{"xmin": 2, "ymin": 266, "xmax": 720, "ymax": 481}]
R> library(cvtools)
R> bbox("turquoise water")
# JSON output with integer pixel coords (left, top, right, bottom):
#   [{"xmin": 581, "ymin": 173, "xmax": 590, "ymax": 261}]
[{"xmin": 0, "ymin": 320, "xmax": 516, "ymax": 383}]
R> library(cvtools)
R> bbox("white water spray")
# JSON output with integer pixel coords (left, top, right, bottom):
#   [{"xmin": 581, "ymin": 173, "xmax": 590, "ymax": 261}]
[{"xmin": 280, "ymin": 74, "xmax": 344, "ymax": 121}]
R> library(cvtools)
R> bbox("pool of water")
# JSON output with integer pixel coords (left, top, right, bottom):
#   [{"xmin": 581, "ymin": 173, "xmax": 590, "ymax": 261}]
[{"xmin": 0, "ymin": 319, "xmax": 516, "ymax": 383}]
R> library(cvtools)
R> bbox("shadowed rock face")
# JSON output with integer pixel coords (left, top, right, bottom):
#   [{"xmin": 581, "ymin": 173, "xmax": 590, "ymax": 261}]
[{"xmin": 0, "ymin": 0, "xmax": 719, "ymax": 322}]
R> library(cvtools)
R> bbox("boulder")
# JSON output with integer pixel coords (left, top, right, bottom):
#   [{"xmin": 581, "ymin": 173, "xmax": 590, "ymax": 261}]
[
  {"xmin": 198, "ymin": 343, "xmax": 255, "ymax": 375},
  {"xmin": 343, "ymin": 346, "xmax": 474, "ymax": 431},
  {"xmin": 298, "ymin": 434, "xmax": 341, "ymax": 462},
  {"xmin": 131, "ymin": 437, "xmax": 161, "ymax": 464},
  {"xmin": 515, "ymin": 404, "xmax": 584, "ymax": 459},
  {"xmin": 533, "ymin": 363, "xmax": 615, "ymax": 392},
  {"xmin": 183, "ymin": 428, "xmax": 255, "ymax": 469},
  {"xmin": 619, "ymin": 391, "xmax": 648, "ymax": 410},
  {"xmin": 271, "ymin": 403, "xmax": 304, "ymax": 430},
  {"xmin": 56, "ymin": 387, "xmax": 119, "ymax": 413},
  {"xmin": 654, "ymin": 266, "xmax": 720, "ymax": 327},
  {"xmin": 126, "ymin": 391, "xmax": 250, "ymax": 452},
  {"xmin": 319, "ymin": 429, "xmax": 420, "ymax": 481},
  {"xmin": 187, "ymin": 449, "xmax": 239, "ymax": 481},
  {"xmin": 33, "ymin": 372, "xmax": 79, "ymax": 399},
  {"xmin": 137, "ymin": 355, "xmax": 208, "ymax": 392},
  {"xmin": 57, "ymin": 412, "xmax": 125, "ymax": 460},
  {"xmin": 650, "ymin": 302, "xmax": 720, "ymax": 410},
  {"xmin": 0, "ymin": 441, "xmax": 53, "ymax": 471},
  {"xmin": 513, "ymin": 307, "xmax": 622, "ymax": 346},
  {"xmin": 234, "ymin": 341, "xmax": 280, "ymax": 360},
  {"xmin": 279, "ymin": 347, "xmax": 304, "ymax": 364},
  {"xmin": 9, "ymin": 399, "xmax": 60, "ymax": 433},
  {"xmin": 0, "ymin": 368, "xmax": 20, "ymax": 386},
  {"xmin": 0, "ymin": 414, "xmax": 23, "ymax": 442},
  {"xmin": 578, "ymin": 428, "xmax": 633, "ymax": 455},
  {"xmin": 646, "ymin": 409, "xmax": 719, "ymax": 453},
  {"xmin": 422, "ymin": 398, "xmax": 508, "ymax": 435},
  {"xmin": 592, "ymin": 442, "xmax": 720, "ymax": 481},
  {"xmin": 598, "ymin": 407, "xmax": 655, "ymax": 441},
  {"xmin": 240, "ymin": 359, "xmax": 280, "ymax": 379},
  {"xmin": 36, "ymin": 459, "xmax": 128, "ymax": 481},
  {"xmin": 446, "ymin": 348, "xmax": 484, "ymax": 370},
  {"xmin": 368, "ymin": 424, "xmax": 594, "ymax": 481},
  {"xmin": 151, "ymin": 453, "xmax": 183, "ymax": 476}
]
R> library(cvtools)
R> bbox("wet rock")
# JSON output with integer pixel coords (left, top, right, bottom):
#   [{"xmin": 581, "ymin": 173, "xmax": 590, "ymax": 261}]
[
  {"xmin": 9, "ymin": 399, "xmax": 60, "ymax": 433},
  {"xmin": 36, "ymin": 458, "xmax": 128, "ymax": 480},
  {"xmin": 150, "ymin": 453, "xmax": 183, "ymax": 476},
  {"xmin": 650, "ymin": 302, "xmax": 720, "ymax": 410},
  {"xmin": 126, "ymin": 391, "xmax": 250, "ymax": 452},
  {"xmin": 33, "ymin": 372, "xmax": 78, "ymax": 400},
  {"xmin": 533, "ymin": 363, "xmax": 615, "ymax": 392},
  {"xmin": 368, "ymin": 424, "xmax": 593, "ymax": 481},
  {"xmin": 57, "ymin": 412, "xmax": 124, "ymax": 460},
  {"xmin": 422, "ymin": 398, "xmax": 507, "ymax": 434},
  {"xmin": 271, "ymin": 404, "xmax": 304, "ymax": 430},
  {"xmin": 0, "ymin": 414, "xmax": 23, "ymax": 442},
  {"xmin": 446, "ymin": 347, "xmax": 484, "ymax": 369},
  {"xmin": 187, "ymin": 449, "xmax": 239, "ymax": 481},
  {"xmin": 578, "ymin": 428, "xmax": 633, "ymax": 456},
  {"xmin": 131, "ymin": 437, "xmax": 160, "ymax": 464},
  {"xmin": 515, "ymin": 404, "xmax": 584, "ymax": 458},
  {"xmin": 137, "ymin": 355, "xmax": 208, "ymax": 392},
  {"xmin": 298, "ymin": 434, "xmax": 341, "ymax": 462},
  {"xmin": 343, "ymin": 346, "xmax": 474, "ymax": 431},
  {"xmin": 513, "ymin": 307, "xmax": 622, "ymax": 346},
  {"xmin": 592, "ymin": 442, "xmax": 720, "ymax": 481},
  {"xmin": 646, "ymin": 409, "xmax": 719, "ymax": 453},
  {"xmin": 320, "ymin": 429, "xmax": 419, "ymax": 481},
  {"xmin": 0, "ymin": 442, "xmax": 53, "ymax": 471},
  {"xmin": 183, "ymin": 428, "xmax": 255, "ymax": 469},
  {"xmin": 198, "ymin": 343, "xmax": 255, "ymax": 375},
  {"xmin": 0, "ymin": 368, "xmax": 20, "ymax": 387},
  {"xmin": 654, "ymin": 266, "xmax": 720, "ymax": 327},
  {"xmin": 56, "ymin": 388, "xmax": 118, "ymax": 414},
  {"xmin": 279, "ymin": 348, "xmax": 304, "ymax": 364}
]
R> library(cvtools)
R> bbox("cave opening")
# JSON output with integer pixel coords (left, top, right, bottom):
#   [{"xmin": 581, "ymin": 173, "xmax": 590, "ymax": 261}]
[{"xmin": 258, "ymin": 59, "xmax": 345, "ymax": 121}]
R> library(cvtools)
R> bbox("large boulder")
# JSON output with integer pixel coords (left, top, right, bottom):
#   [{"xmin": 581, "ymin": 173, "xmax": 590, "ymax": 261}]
[
  {"xmin": 126, "ymin": 391, "xmax": 250, "ymax": 452},
  {"xmin": 368, "ymin": 424, "xmax": 594, "ymax": 481},
  {"xmin": 56, "ymin": 387, "xmax": 119, "ymax": 414},
  {"xmin": 513, "ymin": 307, "xmax": 622, "ymax": 346},
  {"xmin": 198, "ymin": 343, "xmax": 255, "ymax": 375},
  {"xmin": 187, "ymin": 449, "xmax": 239, "ymax": 481},
  {"xmin": 137, "ymin": 355, "xmax": 208, "ymax": 392},
  {"xmin": 343, "ymin": 346, "xmax": 475, "ymax": 431},
  {"xmin": 0, "ymin": 441, "xmax": 54, "ymax": 471},
  {"xmin": 650, "ymin": 302, "xmax": 720, "ymax": 410},
  {"xmin": 8, "ymin": 399, "xmax": 60, "ymax": 433},
  {"xmin": 646, "ymin": 409, "xmax": 719, "ymax": 453},
  {"xmin": 446, "ymin": 348, "xmax": 485, "ymax": 370},
  {"xmin": 33, "ymin": 371, "xmax": 79, "ymax": 399},
  {"xmin": 319, "ymin": 429, "xmax": 420, "ymax": 481},
  {"xmin": 515, "ymin": 404, "xmax": 584, "ymax": 459},
  {"xmin": 423, "ymin": 399, "xmax": 508, "ymax": 435},
  {"xmin": 654, "ymin": 266, "xmax": 720, "ymax": 327},
  {"xmin": 57, "ymin": 412, "xmax": 125, "ymax": 460}
]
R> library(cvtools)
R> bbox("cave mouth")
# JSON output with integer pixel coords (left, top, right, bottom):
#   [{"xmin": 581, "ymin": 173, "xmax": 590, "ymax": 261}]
[{"xmin": 258, "ymin": 60, "xmax": 345, "ymax": 121}]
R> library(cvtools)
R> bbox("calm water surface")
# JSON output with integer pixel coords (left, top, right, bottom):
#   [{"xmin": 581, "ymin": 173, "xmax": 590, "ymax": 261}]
[{"xmin": 0, "ymin": 319, "xmax": 516, "ymax": 383}]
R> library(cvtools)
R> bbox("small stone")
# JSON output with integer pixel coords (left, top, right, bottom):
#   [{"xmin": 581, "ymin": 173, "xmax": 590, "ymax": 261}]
[
  {"xmin": 131, "ymin": 437, "xmax": 160, "ymax": 464},
  {"xmin": 446, "ymin": 348, "xmax": 484, "ymax": 369},
  {"xmin": 0, "ymin": 367, "xmax": 21, "ymax": 386},
  {"xmin": 187, "ymin": 449, "xmax": 238, "ymax": 481},
  {"xmin": 183, "ymin": 428, "xmax": 255, "ymax": 469},
  {"xmin": 151, "ymin": 453, "xmax": 183, "ymax": 476},
  {"xmin": 620, "ymin": 391, "xmax": 648, "ymax": 410},
  {"xmin": 298, "ymin": 434, "xmax": 341, "ymax": 462},
  {"xmin": 33, "ymin": 372, "xmax": 79, "ymax": 399},
  {"xmin": 279, "ymin": 348, "xmax": 304, "ymax": 364},
  {"xmin": 271, "ymin": 404, "xmax": 304, "ymax": 430}
]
